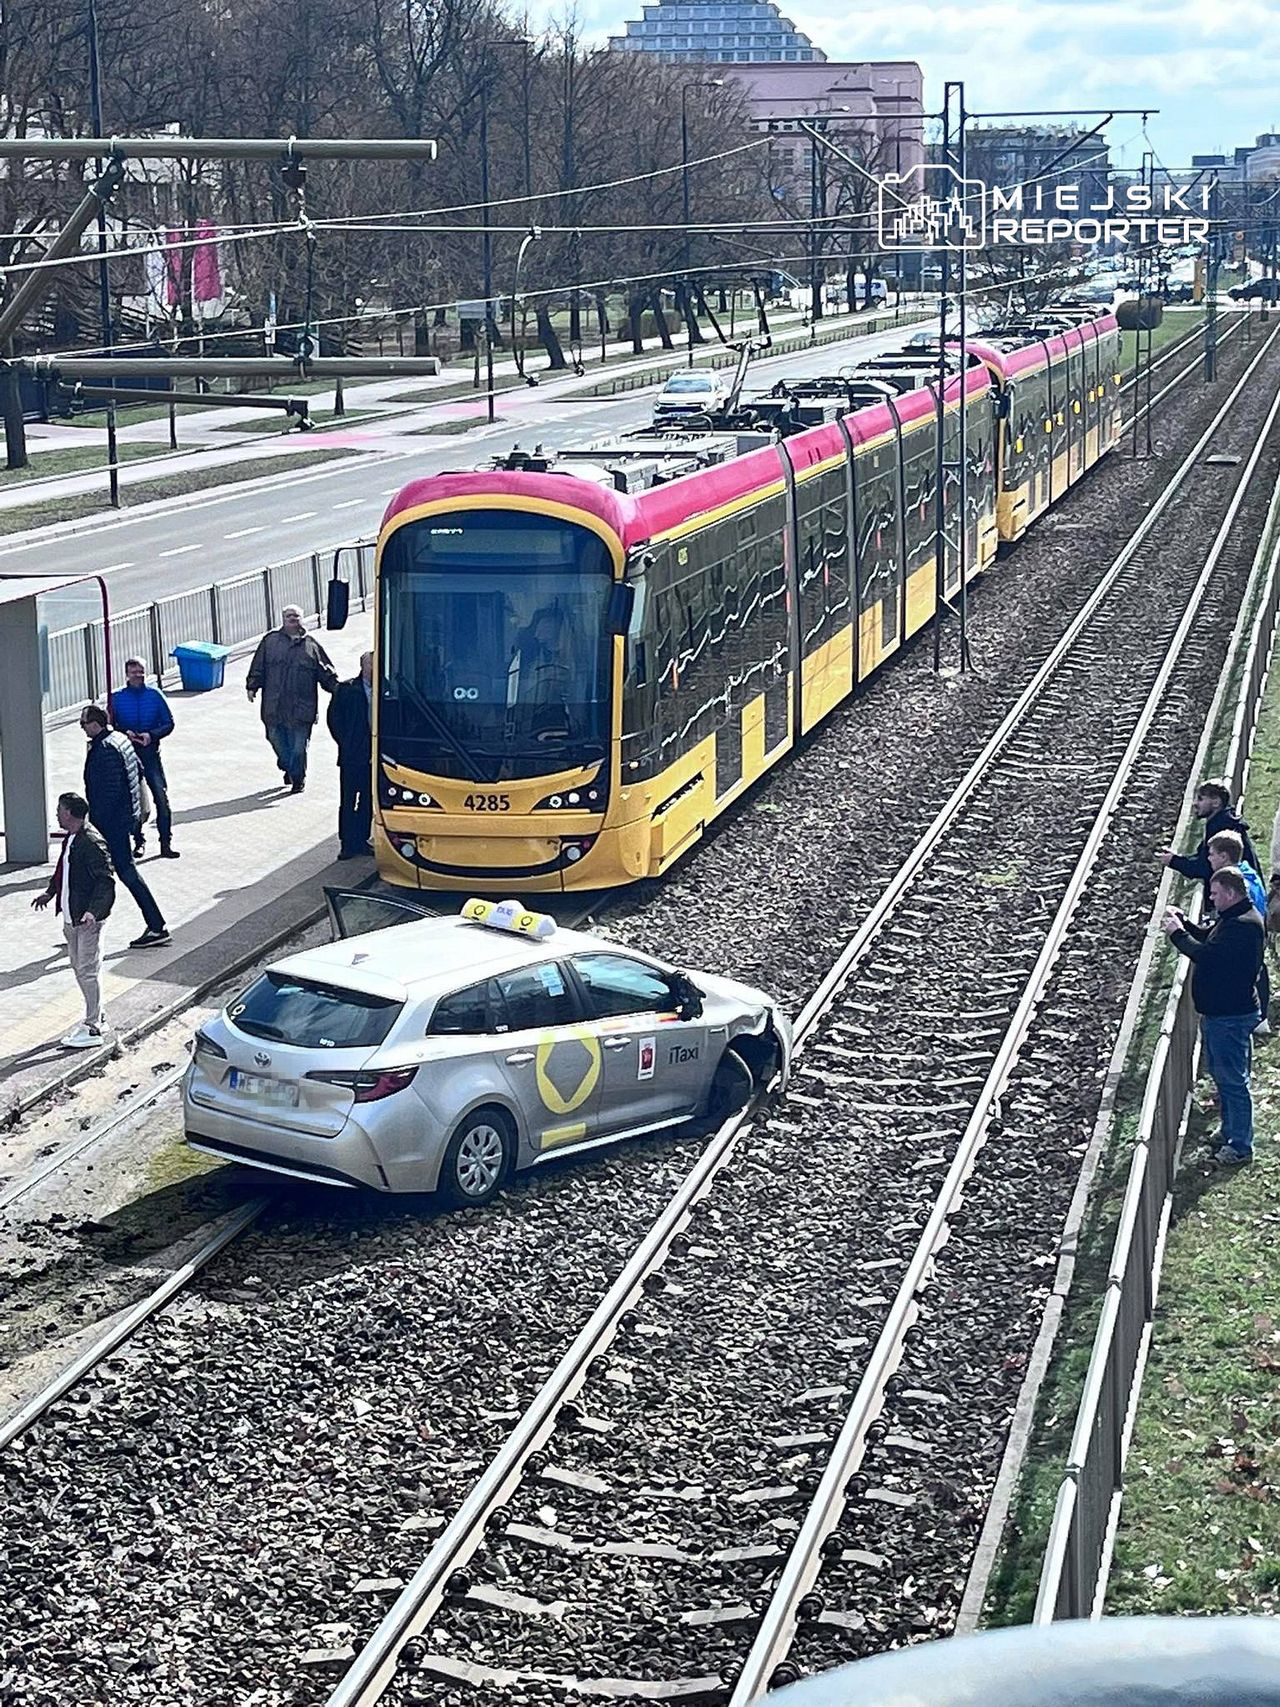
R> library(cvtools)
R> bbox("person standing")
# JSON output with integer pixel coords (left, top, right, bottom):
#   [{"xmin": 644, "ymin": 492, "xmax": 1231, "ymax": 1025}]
[
  {"xmin": 1157, "ymin": 777, "xmax": 1259, "ymax": 903},
  {"xmin": 31, "ymin": 792, "xmax": 116, "ymax": 1048},
  {"xmin": 111, "ymin": 657, "xmax": 180, "ymax": 860},
  {"xmin": 327, "ymin": 650, "xmax": 374, "ymax": 860},
  {"xmin": 1207, "ymin": 829, "xmax": 1270, "ymax": 1036},
  {"xmin": 81, "ymin": 705, "xmax": 170, "ymax": 948},
  {"xmin": 1162, "ymin": 865, "xmax": 1264, "ymax": 1167},
  {"xmin": 246, "ymin": 605, "xmax": 338, "ymax": 793}
]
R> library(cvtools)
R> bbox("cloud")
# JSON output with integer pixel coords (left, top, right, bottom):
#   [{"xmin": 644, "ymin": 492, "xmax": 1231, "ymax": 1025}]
[{"xmin": 574, "ymin": 0, "xmax": 1280, "ymax": 163}]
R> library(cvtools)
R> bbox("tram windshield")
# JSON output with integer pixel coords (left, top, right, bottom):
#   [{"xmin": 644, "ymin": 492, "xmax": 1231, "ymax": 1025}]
[{"xmin": 379, "ymin": 509, "xmax": 615, "ymax": 782}]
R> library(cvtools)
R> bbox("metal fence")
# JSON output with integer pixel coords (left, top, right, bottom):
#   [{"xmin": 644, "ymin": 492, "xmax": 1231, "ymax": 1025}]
[
  {"xmin": 42, "ymin": 539, "xmax": 375, "ymax": 717},
  {"xmin": 1034, "ymin": 498, "xmax": 1280, "ymax": 1622}
]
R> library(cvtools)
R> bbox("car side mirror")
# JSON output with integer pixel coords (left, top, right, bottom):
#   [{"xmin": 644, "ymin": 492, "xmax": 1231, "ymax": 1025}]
[
  {"xmin": 670, "ymin": 973, "xmax": 703, "ymax": 1022},
  {"xmin": 327, "ymin": 576, "xmax": 350, "ymax": 631}
]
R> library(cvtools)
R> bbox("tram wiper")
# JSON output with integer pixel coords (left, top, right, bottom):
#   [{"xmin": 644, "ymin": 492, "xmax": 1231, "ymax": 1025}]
[{"xmin": 388, "ymin": 674, "xmax": 486, "ymax": 783}]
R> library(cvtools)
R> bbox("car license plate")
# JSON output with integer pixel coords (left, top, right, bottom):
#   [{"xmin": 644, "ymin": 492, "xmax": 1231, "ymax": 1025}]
[{"xmin": 229, "ymin": 1068, "xmax": 299, "ymax": 1108}]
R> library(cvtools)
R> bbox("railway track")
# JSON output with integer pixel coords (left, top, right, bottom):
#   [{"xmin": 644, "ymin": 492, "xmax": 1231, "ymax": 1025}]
[
  {"xmin": 313, "ymin": 333, "xmax": 1280, "ymax": 1706},
  {"xmin": 1, "ymin": 317, "xmax": 1275, "ymax": 1707},
  {"xmin": 0, "ymin": 306, "xmax": 1241, "ymax": 1218}
]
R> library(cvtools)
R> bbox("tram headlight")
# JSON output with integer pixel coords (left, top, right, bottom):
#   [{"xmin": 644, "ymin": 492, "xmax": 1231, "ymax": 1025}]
[{"xmin": 535, "ymin": 785, "xmax": 606, "ymax": 812}]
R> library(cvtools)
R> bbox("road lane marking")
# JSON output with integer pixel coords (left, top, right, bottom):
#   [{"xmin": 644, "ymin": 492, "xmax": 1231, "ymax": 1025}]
[
  {"xmin": 98, "ymin": 561, "xmax": 134, "ymax": 572},
  {"xmin": 225, "ymin": 526, "xmax": 265, "ymax": 539},
  {"xmin": 331, "ymin": 499, "xmax": 364, "ymax": 509},
  {"xmin": 278, "ymin": 511, "xmax": 318, "ymax": 523},
  {"xmin": 159, "ymin": 544, "xmax": 201, "ymax": 557}
]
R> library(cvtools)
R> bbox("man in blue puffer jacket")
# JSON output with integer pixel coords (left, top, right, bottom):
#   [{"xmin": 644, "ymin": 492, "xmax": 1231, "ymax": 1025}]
[{"xmin": 111, "ymin": 658, "xmax": 179, "ymax": 860}]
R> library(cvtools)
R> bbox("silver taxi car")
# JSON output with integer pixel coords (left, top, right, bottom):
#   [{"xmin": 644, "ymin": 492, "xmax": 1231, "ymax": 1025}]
[{"xmin": 183, "ymin": 897, "xmax": 790, "ymax": 1206}]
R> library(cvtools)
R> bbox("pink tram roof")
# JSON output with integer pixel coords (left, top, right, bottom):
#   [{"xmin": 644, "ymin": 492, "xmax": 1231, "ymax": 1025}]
[
  {"xmin": 968, "ymin": 310, "xmax": 1118, "ymax": 380},
  {"xmin": 379, "ymin": 342, "xmax": 1040, "ymax": 556}
]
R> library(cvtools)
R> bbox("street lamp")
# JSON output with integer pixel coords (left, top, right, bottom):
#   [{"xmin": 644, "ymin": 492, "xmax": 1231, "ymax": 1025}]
[
  {"xmin": 680, "ymin": 77, "xmax": 724, "ymax": 362},
  {"xmin": 511, "ymin": 225, "xmax": 542, "ymax": 385},
  {"xmin": 86, "ymin": 0, "xmax": 120, "ymax": 507},
  {"xmin": 479, "ymin": 36, "xmax": 533, "ymax": 423}
]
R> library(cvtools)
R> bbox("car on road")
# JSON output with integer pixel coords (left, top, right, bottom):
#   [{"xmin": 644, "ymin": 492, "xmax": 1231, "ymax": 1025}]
[
  {"xmin": 652, "ymin": 370, "xmax": 730, "ymax": 425},
  {"xmin": 1163, "ymin": 278, "xmax": 1195, "ymax": 302},
  {"xmin": 1228, "ymin": 279, "xmax": 1280, "ymax": 302},
  {"xmin": 184, "ymin": 898, "xmax": 791, "ymax": 1206}
]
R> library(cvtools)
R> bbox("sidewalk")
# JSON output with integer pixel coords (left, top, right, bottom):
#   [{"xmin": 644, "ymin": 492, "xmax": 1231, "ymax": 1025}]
[{"xmin": 0, "ymin": 614, "xmax": 373, "ymax": 1118}]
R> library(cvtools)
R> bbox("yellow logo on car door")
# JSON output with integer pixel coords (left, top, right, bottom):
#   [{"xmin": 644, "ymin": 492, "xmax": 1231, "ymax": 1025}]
[{"xmin": 535, "ymin": 1028, "xmax": 602, "ymax": 1115}]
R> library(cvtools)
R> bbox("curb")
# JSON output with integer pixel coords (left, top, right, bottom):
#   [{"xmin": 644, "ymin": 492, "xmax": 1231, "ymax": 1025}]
[{"xmin": 0, "ymin": 854, "xmax": 352, "ymax": 1130}]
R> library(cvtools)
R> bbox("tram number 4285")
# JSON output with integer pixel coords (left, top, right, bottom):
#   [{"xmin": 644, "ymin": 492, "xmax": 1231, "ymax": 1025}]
[{"xmin": 463, "ymin": 793, "xmax": 511, "ymax": 812}]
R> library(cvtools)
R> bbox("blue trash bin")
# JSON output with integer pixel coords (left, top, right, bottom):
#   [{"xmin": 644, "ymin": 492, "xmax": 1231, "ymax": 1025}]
[{"xmin": 172, "ymin": 641, "xmax": 233, "ymax": 692}]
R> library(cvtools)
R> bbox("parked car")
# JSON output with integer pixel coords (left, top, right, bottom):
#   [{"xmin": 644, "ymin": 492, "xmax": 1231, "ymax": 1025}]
[
  {"xmin": 1228, "ymin": 279, "xmax": 1280, "ymax": 302},
  {"xmin": 184, "ymin": 896, "xmax": 792, "ymax": 1206}
]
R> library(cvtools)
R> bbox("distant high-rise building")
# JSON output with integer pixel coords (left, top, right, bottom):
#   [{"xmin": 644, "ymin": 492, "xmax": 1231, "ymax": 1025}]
[{"xmin": 608, "ymin": 0, "xmax": 825, "ymax": 64}]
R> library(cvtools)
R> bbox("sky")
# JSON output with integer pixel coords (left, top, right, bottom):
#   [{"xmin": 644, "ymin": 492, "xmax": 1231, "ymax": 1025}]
[{"xmin": 553, "ymin": 0, "xmax": 1280, "ymax": 170}]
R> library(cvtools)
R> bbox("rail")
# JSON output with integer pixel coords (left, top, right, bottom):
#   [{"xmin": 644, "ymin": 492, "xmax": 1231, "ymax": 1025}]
[
  {"xmin": 1033, "ymin": 394, "xmax": 1280, "ymax": 1623},
  {"xmin": 325, "ymin": 332, "xmax": 1280, "ymax": 1707},
  {"xmin": 41, "ymin": 538, "xmax": 373, "ymax": 718}
]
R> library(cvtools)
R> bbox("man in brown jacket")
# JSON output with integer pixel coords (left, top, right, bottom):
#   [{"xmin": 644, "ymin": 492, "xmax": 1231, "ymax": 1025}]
[
  {"xmin": 245, "ymin": 605, "xmax": 338, "ymax": 793},
  {"xmin": 32, "ymin": 792, "xmax": 117, "ymax": 1049}
]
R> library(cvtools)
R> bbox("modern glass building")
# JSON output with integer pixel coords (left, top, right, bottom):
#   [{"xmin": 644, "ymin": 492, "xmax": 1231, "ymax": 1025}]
[{"xmin": 607, "ymin": 0, "xmax": 826, "ymax": 65}]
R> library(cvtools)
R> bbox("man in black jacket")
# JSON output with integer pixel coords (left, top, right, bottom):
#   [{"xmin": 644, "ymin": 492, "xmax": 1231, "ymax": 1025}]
[
  {"xmin": 326, "ymin": 651, "xmax": 374, "ymax": 859},
  {"xmin": 32, "ymin": 793, "xmax": 117, "ymax": 1048},
  {"xmin": 81, "ymin": 705, "xmax": 169, "ymax": 948},
  {"xmin": 1163, "ymin": 865, "xmax": 1264, "ymax": 1166},
  {"xmin": 1158, "ymin": 776, "xmax": 1260, "ymax": 902}
]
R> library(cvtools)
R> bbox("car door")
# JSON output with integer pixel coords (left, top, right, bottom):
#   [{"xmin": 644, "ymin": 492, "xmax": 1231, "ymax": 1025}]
[
  {"xmin": 324, "ymin": 888, "xmax": 441, "ymax": 940},
  {"xmin": 491, "ymin": 960, "xmax": 605, "ymax": 1161},
  {"xmin": 566, "ymin": 951, "xmax": 707, "ymax": 1133}
]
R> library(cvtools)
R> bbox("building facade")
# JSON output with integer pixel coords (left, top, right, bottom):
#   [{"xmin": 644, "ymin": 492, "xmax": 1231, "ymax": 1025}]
[
  {"xmin": 962, "ymin": 124, "xmax": 1111, "ymax": 215},
  {"xmin": 608, "ymin": 0, "xmax": 825, "ymax": 64}
]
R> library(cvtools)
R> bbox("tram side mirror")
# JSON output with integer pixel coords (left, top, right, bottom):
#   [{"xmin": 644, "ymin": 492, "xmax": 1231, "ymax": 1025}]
[
  {"xmin": 670, "ymin": 973, "xmax": 704, "ymax": 1022},
  {"xmin": 607, "ymin": 581, "xmax": 636, "ymax": 636},
  {"xmin": 327, "ymin": 577, "xmax": 350, "ymax": 631}
]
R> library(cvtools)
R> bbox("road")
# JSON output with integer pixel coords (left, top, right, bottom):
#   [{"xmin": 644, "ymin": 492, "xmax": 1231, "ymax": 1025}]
[{"xmin": 6, "ymin": 317, "xmax": 931, "ymax": 630}]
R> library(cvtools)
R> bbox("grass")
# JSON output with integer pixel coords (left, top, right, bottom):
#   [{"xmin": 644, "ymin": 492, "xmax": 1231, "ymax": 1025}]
[
  {"xmin": 1105, "ymin": 1121, "xmax": 1280, "ymax": 1616},
  {"xmin": 212, "ymin": 407, "xmax": 378, "ymax": 435},
  {"xmin": 0, "ymin": 441, "xmax": 179, "ymax": 486},
  {"xmin": 1120, "ymin": 315, "xmax": 1206, "ymax": 373},
  {"xmin": 0, "ymin": 448, "xmax": 348, "ymax": 536},
  {"xmin": 57, "ymin": 376, "xmax": 348, "ymax": 429}
]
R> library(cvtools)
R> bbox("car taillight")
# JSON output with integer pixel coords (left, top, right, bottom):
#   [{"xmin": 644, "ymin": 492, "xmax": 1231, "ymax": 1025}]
[
  {"xmin": 306, "ymin": 1067, "xmax": 418, "ymax": 1103},
  {"xmin": 193, "ymin": 1029, "xmax": 227, "ymax": 1062}
]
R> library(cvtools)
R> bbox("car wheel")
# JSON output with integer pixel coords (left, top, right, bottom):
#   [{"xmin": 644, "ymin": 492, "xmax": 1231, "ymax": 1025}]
[
  {"xmin": 705, "ymin": 1048, "xmax": 754, "ymax": 1124},
  {"xmin": 440, "ymin": 1108, "xmax": 513, "ymax": 1208}
]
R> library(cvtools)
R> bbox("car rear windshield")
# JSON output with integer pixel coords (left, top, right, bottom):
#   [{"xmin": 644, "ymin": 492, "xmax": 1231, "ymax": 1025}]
[{"xmin": 228, "ymin": 972, "xmax": 402, "ymax": 1050}]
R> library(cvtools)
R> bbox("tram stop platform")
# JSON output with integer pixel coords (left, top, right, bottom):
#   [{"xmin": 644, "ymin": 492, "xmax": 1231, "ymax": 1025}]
[{"xmin": 0, "ymin": 614, "xmax": 375, "ymax": 1122}]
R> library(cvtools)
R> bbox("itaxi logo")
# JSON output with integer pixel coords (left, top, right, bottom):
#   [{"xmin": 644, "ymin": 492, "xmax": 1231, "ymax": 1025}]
[{"xmin": 877, "ymin": 163, "xmax": 1212, "ymax": 252}]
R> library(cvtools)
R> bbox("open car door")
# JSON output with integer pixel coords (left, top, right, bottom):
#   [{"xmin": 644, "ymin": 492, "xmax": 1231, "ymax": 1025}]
[{"xmin": 323, "ymin": 887, "xmax": 445, "ymax": 941}]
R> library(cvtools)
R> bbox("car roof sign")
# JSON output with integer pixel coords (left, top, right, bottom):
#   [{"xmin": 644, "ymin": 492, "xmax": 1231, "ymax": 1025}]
[{"xmin": 461, "ymin": 896, "xmax": 556, "ymax": 942}]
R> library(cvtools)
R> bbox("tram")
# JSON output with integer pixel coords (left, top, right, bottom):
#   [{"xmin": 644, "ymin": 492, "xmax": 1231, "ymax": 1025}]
[{"xmin": 367, "ymin": 309, "xmax": 1121, "ymax": 892}]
